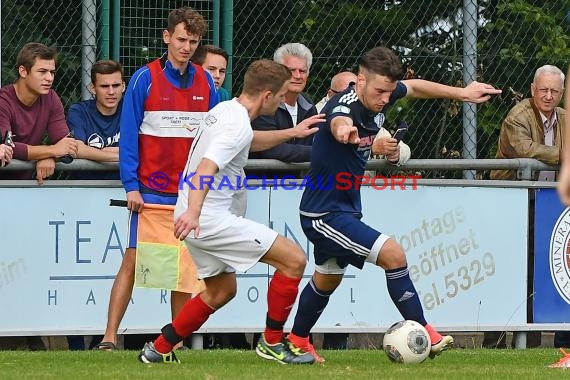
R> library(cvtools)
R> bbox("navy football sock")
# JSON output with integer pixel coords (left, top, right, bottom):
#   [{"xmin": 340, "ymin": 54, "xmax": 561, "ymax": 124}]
[
  {"xmin": 385, "ymin": 266, "xmax": 427, "ymax": 326},
  {"xmin": 291, "ymin": 279, "xmax": 334, "ymax": 338}
]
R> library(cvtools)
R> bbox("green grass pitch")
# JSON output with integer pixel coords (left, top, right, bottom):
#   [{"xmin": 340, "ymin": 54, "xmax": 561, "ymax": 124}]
[{"xmin": 0, "ymin": 348, "xmax": 566, "ymax": 379}]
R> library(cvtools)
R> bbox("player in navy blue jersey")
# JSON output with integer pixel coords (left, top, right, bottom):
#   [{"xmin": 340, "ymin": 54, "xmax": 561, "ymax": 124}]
[{"xmin": 287, "ymin": 46, "xmax": 502, "ymax": 363}]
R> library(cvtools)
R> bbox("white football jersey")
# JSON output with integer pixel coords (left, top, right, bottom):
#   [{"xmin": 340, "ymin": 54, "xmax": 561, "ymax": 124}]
[{"xmin": 176, "ymin": 98, "xmax": 253, "ymax": 222}]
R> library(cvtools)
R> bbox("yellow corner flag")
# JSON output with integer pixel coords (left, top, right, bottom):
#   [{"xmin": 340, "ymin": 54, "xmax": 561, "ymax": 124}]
[{"xmin": 134, "ymin": 204, "xmax": 205, "ymax": 294}]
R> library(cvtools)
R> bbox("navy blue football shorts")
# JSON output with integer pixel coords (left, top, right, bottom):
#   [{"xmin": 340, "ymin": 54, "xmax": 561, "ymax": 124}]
[{"xmin": 300, "ymin": 212, "xmax": 389, "ymax": 273}]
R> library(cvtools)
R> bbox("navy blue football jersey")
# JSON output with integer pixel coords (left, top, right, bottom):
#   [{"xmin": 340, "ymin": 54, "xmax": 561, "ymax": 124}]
[{"xmin": 299, "ymin": 82, "xmax": 407, "ymax": 215}]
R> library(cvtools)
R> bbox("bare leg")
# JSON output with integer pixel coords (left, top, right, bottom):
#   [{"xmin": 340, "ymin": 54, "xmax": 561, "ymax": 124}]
[
  {"xmin": 171, "ymin": 291, "xmax": 192, "ymax": 318},
  {"xmin": 99, "ymin": 248, "xmax": 136, "ymax": 347}
]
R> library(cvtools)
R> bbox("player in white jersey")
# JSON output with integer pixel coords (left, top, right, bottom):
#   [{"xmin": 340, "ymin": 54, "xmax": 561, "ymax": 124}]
[{"xmin": 138, "ymin": 59, "xmax": 323, "ymax": 365}]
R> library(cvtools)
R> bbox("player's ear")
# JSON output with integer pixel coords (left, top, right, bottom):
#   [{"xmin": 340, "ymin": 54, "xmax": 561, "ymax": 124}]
[
  {"xmin": 18, "ymin": 65, "xmax": 28, "ymax": 79},
  {"xmin": 88, "ymin": 83, "xmax": 96, "ymax": 95},
  {"xmin": 357, "ymin": 72, "xmax": 366, "ymax": 87},
  {"xmin": 121, "ymin": 81, "xmax": 126, "ymax": 93},
  {"xmin": 262, "ymin": 90, "xmax": 273, "ymax": 103}
]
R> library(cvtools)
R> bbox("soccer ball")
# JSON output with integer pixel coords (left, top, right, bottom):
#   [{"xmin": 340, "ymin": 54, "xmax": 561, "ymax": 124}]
[{"xmin": 382, "ymin": 320, "xmax": 431, "ymax": 364}]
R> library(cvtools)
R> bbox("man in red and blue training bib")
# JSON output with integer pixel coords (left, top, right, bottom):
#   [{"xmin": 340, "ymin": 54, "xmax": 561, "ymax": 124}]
[{"xmin": 95, "ymin": 6, "xmax": 219, "ymax": 351}]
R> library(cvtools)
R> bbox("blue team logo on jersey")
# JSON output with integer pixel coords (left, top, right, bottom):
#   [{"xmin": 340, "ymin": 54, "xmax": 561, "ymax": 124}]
[{"xmin": 374, "ymin": 113, "xmax": 385, "ymax": 129}]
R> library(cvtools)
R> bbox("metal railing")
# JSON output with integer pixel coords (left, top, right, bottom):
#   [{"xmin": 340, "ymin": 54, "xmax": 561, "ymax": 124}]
[{"xmin": 1, "ymin": 158, "xmax": 558, "ymax": 181}]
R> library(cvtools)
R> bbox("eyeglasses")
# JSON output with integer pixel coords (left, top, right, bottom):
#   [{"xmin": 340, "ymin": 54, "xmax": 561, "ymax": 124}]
[
  {"xmin": 537, "ymin": 88, "xmax": 562, "ymax": 96},
  {"xmin": 532, "ymin": 84, "xmax": 563, "ymax": 96}
]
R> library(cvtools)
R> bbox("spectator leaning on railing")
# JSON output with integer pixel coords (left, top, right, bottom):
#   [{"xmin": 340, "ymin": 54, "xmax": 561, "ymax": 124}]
[
  {"xmin": 491, "ymin": 65, "xmax": 566, "ymax": 181},
  {"xmin": 249, "ymin": 43, "xmax": 325, "ymax": 166},
  {"xmin": 0, "ymin": 42, "xmax": 78, "ymax": 184},
  {"xmin": 0, "ymin": 41, "xmax": 79, "ymax": 351},
  {"xmin": 66, "ymin": 59, "xmax": 125, "ymax": 181}
]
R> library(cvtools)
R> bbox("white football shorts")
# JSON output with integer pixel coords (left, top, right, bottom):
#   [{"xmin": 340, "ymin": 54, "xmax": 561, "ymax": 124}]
[{"xmin": 184, "ymin": 213, "xmax": 278, "ymax": 279}]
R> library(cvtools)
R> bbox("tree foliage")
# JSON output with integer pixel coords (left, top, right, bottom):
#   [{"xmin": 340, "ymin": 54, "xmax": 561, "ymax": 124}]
[
  {"xmin": 477, "ymin": 0, "xmax": 570, "ymax": 158},
  {"xmin": 232, "ymin": 0, "xmax": 569, "ymax": 163},
  {"xmin": 1, "ymin": 0, "xmax": 568, "ymax": 164},
  {"xmin": 1, "ymin": 0, "xmax": 84, "ymax": 108}
]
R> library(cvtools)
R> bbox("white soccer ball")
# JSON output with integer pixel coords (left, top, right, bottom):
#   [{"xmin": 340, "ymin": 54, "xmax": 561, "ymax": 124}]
[{"xmin": 382, "ymin": 320, "xmax": 431, "ymax": 364}]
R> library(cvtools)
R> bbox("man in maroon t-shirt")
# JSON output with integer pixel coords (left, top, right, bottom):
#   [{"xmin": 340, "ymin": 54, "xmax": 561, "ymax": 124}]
[{"xmin": 0, "ymin": 42, "xmax": 77, "ymax": 183}]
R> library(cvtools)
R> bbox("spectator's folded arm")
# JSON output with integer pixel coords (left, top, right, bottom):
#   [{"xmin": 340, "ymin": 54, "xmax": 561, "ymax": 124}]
[
  {"xmin": 500, "ymin": 117, "xmax": 559, "ymax": 165},
  {"xmin": 77, "ymin": 142, "xmax": 119, "ymax": 162}
]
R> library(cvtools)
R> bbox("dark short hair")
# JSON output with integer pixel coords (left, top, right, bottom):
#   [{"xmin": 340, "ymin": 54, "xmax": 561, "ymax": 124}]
[
  {"xmin": 90, "ymin": 60, "xmax": 124, "ymax": 84},
  {"xmin": 192, "ymin": 45, "xmax": 229, "ymax": 66},
  {"xmin": 16, "ymin": 42, "xmax": 57, "ymax": 76},
  {"xmin": 167, "ymin": 7, "xmax": 207, "ymax": 36},
  {"xmin": 358, "ymin": 47, "xmax": 402, "ymax": 81},
  {"xmin": 242, "ymin": 59, "xmax": 291, "ymax": 96}
]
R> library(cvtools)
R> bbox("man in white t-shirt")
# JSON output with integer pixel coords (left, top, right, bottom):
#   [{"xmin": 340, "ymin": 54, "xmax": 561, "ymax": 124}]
[{"xmin": 138, "ymin": 59, "xmax": 318, "ymax": 365}]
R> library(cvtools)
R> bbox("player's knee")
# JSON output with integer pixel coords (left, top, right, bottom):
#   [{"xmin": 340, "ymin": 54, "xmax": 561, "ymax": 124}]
[
  {"xmin": 205, "ymin": 284, "xmax": 236, "ymax": 308},
  {"xmin": 313, "ymin": 271, "xmax": 343, "ymax": 292},
  {"xmin": 222, "ymin": 286, "xmax": 237, "ymax": 303},
  {"xmin": 390, "ymin": 250, "xmax": 408, "ymax": 268},
  {"xmin": 285, "ymin": 249, "xmax": 307, "ymax": 277},
  {"xmin": 377, "ymin": 240, "xmax": 407, "ymax": 269},
  {"xmin": 271, "ymin": 237, "xmax": 307, "ymax": 277}
]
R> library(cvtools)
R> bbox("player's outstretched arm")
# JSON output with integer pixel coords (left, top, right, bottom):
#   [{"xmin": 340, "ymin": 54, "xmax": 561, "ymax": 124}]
[
  {"xmin": 556, "ymin": 66, "xmax": 570, "ymax": 205},
  {"xmin": 250, "ymin": 114, "xmax": 323, "ymax": 152},
  {"xmin": 330, "ymin": 115, "xmax": 360, "ymax": 145},
  {"xmin": 175, "ymin": 158, "xmax": 219, "ymax": 240},
  {"xmin": 402, "ymin": 79, "xmax": 502, "ymax": 103}
]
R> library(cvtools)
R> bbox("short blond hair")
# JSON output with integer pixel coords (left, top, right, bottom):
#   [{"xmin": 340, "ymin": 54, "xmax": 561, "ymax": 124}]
[{"xmin": 242, "ymin": 59, "xmax": 292, "ymax": 96}]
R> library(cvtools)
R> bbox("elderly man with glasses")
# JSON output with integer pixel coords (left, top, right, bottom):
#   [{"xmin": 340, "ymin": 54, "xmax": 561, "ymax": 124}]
[{"xmin": 491, "ymin": 65, "xmax": 566, "ymax": 181}]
